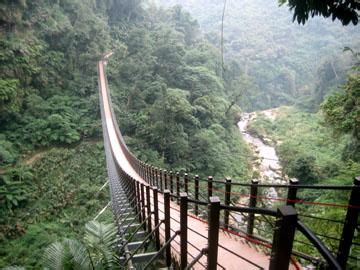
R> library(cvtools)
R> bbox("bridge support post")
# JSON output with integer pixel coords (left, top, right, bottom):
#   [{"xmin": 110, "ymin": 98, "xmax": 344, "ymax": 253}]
[
  {"xmin": 208, "ymin": 176, "xmax": 213, "ymax": 200},
  {"xmin": 194, "ymin": 175, "xmax": 199, "ymax": 216},
  {"xmin": 287, "ymin": 178, "xmax": 299, "ymax": 206},
  {"xmin": 207, "ymin": 196, "xmax": 220, "ymax": 270},
  {"xmin": 337, "ymin": 176, "xmax": 360, "ymax": 268},
  {"xmin": 247, "ymin": 179, "xmax": 258, "ymax": 236},
  {"xmin": 153, "ymin": 187, "xmax": 160, "ymax": 251},
  {"xmin": 269, "ymin": 205, "xmax": 297, "ymax": 270},
  {"xmin": 224, "ymin": 178, "xmax": 232, "ymax": 229},
  {"xmin": 146, "ymin": 185, "xmax": 152, "ymax": 233},
  {"xmin": 180, "ymin": 192, "xmax": 188, "ymax": 269},
  {"xmin": 164, "ymin": 190, "xmax": 172, "ymax": 267}
]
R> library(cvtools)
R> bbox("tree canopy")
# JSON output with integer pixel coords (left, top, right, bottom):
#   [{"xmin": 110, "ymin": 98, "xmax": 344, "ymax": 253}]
[{"xmin": 280, "ymin": 0, "xmax": 360, "ymax": 25}]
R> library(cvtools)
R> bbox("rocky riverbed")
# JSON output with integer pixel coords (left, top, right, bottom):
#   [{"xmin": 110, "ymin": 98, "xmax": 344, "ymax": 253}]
[
  {"xmin": 238, "ymin": 111, "xmax": 289, "ymax": 187},
  {"xmin": 233, "ymin": 110, "xmax": 290, "ymax": 225}
]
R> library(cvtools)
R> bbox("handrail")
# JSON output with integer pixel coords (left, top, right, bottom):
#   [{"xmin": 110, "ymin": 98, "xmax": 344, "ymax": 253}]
[
  {"xmin": 220, "ymin": 202, "xmax": 343, "ymax": 268},
  {"xmin": 297, "ymin": 221, "xmax": 341, "ymax": 269},
  {"xmin": 220, "ymin": 204, "xmax": 277, "ymax": 217}
]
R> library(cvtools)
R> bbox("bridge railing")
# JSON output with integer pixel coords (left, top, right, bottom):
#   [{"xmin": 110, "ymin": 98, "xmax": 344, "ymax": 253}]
[
  {"xmin": 115, "ymin": 135, "xmax": 360, "ymax": 268},
  {"xmin": 113, "ymin": 156, "xmax": 360, "ymax": 269},
  {"xmin": 100, "ymin": 58, "xmax": 360, "ymax": 269}
]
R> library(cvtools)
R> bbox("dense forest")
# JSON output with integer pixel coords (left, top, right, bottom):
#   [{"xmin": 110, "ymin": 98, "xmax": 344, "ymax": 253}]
[
  {"xmin": 0, "ymin": 0, "xmax": 359, "ymax": 268},
  {"xmin": 157, "ymin": 0, "xmax": 360, "ymax": 111}
]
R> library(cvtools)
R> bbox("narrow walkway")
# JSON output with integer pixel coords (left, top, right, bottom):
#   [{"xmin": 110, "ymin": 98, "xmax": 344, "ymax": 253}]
[{"xmin": 99, "ymin": 57, "xmax": 280, "ymax": 269}]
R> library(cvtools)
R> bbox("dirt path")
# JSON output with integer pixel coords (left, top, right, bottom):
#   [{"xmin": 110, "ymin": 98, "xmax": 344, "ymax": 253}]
[{"xmin": 0, "ymin": 150, "xmax": 50, "ymax": 174}]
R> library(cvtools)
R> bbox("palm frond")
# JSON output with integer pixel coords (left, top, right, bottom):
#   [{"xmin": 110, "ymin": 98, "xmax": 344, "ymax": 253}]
[
  {"xmin": 63, "ymin": 238, "xmax": 92, "ymax": 270},
  {"xmin": 84, "ymin": 221, "xmax": 118, "ymax": 269},
  {"xmin": 42, "ymin": 242, "xmax": 66, "ymax": 270}
]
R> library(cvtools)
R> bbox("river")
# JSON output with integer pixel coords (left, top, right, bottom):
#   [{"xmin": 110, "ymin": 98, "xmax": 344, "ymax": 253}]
[{"xmin": 233, "ymin": 111, "xmax": 289, "ymax": 224}]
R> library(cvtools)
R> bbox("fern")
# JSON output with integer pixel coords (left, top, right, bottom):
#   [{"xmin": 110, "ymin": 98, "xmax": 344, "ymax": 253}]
[
  {"xmin": 64, "ymin": 238, "xmax": 92, "ymax": 270},
  {"xmin": 42, "ymin": 242, "xmax": 66, "ymax": 270},
  {"xmin": 84, "ymin": 221, "xmax": 118, "ymax": 269}
]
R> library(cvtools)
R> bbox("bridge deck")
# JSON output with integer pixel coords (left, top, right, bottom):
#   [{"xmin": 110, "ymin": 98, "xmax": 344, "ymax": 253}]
[{"xmin": 99, "ymin": 57, "xmax": 298, "ymax": 269}]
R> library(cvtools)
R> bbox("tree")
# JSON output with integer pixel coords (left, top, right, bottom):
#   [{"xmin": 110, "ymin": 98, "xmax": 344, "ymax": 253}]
[
  {"xmin": 279, "ymin": 0, "xmax": 360, "ymax": 25},
  {"xmin": 106, "ymin": 0, "xmax": 142, "ymax": 24},
  {"xmin": 321, "ymin": 52, "xmax": 360, "ymax": 161}
]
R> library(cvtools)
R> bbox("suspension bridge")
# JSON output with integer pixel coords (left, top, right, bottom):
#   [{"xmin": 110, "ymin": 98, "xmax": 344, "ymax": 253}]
[{"xmin": 98, "ymin": 53, "xmax": 360, "ymax": 269}]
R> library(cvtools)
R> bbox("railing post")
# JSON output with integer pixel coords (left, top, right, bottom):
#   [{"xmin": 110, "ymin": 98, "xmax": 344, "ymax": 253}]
[
  {"xmin": 146, "ymin": 185, "xmax": 152, "ymax": 233},
  {"xmin": 145, "ymin": 164, "xmax": 149, "ymax": 183},
  {"xmin": 148, "ymin": 165, "xmax": 152, "ymax": 184},
  {"xmin": 184, "ymin": 173, "xmax": 189, "ymax": 194},
  {"xmin": 136, "ymin": 181, "xmax": 141, "ymax": 222},
  {"xmin": 287, "ymin": 178, "xmax": 299, "ymax": 206},
  {"xmin": 337, "ymin": 176, "xmax": 360, "ymax": 268},
  {"xmin": 208, "ymin": 176, "xmax": 213, "ymax": 200},
  {"xmin": 176, "ymin": 172, "xmax": 180, "ymax": 204},
  {"xmin": 153, "ymin": 186, "xmax": 160, "ymax": 250},
  {"xmin": 180, "ymin": 192, "xmax": 188, "ymax": 269},
  {"xmin": 207, "ymin": 196, "xmax": 220, "ymax": 270},
  {"xmin": 194, "ymin": 175, "xmax": 199, "ymax": 216},
  {"xmin": 164, "ymin": 169, "xmax": 168, "ymax": 190},
  {"xmin": 155, "ymin": 167, "xmax": 159, "ymax": 188},
  {"xmin": 140, "ymin": 162, "xmax": 144, "ymax": 178},
  {"xmin": 164, "ymin": 190, "xmax": 171, "ymax": 267},
  {"xmin": 140, "ymin": 183, "xmax": 146, "ymax": 230},
  {"xmin": 247, "ymin": 179, "xmax": 258, "ymax": 236},
  {"xmin": 150, "ymin": 166, "xmax": 154, "ymax": 186},
  {"xmin": 159, "ymin": 169, "xmax": 163, "ymax": 191},
  {"xmin": 131, "ymin": 179, "xmax": 136, "ymax": 211},
  {"xmin": 224, "ymin": 177, "xmax": 232, "ymax": 229},
  {"xmin": 269, "ymin": 205, "xmax": 297, "ymax": 270},
  {"xmin": 170, "ymin": 171, "xmax": 174, "ymax": 200}
]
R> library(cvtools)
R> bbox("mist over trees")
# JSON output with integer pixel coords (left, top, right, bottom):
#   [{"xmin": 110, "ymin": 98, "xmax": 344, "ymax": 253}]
[{"xmin": 155, "ymin": 0, "xmax": 359, "ymax": 111}]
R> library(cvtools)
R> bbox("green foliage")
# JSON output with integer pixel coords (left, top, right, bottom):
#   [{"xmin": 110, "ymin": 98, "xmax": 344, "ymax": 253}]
[
  {"xmin": 0, "ymin": 0, "xmax": 113, "ymax": 165},
  {"xmin": 0, "ymin": 142, "xmax": 109, "ymax": 268},
  {"xmin": 0, "ymin": 79, "xmax": 22, "ymax": 119},
  {"xmin": 0, "ymin": 167, "xmax": 32, "ymax": 211},
  {"xmin": 321, "ymin": 55, "xmax": 360, "ymax": 161},
  {"xmin": 279, "ymin": 0, "xmax": 360, "ymax": 25},
  {"xmin": 0, "ymin": 136, "xmax": 18, "ymax": 165}
]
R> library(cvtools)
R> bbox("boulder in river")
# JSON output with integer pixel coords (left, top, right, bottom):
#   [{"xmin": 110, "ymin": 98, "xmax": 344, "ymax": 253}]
[
  {"xmin": 269, "ymin": 164, "xmax": 281, "ymax": 171},
  {"xmin": 262, "ymin": 137, "xmax": 272, "ymax": 145}
]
